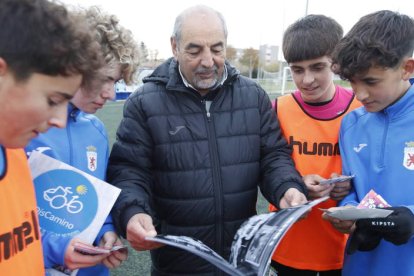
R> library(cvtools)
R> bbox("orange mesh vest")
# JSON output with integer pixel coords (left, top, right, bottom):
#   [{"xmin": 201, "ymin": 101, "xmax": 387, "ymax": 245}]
[
  {"xmin": 0, "ymin": 148, "xmax": 44, "ymax": 275},
  {"xmin": 270, "ymin": 94, "xmax": 361, "ymax": 270}
]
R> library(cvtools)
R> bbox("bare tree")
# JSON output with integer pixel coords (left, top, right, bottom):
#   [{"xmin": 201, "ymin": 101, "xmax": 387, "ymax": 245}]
[
  {"xmin": 140, "ymin": 41, "xmax": 149, "ymax": 63},
  {"xmin": 226, "ymin": 45, "xmax": 237, "ymax": 63},
  {"xmin": 264, "ymin": 62, "xmax": 280, "ymax": 73},
  {"xmin": 239, "ymin": 48, "xmax": 259, "ymax": 78}
]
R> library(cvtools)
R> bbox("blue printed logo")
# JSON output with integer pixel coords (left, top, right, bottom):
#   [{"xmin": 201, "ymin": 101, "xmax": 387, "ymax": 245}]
[{"xmin": 34, "ymin": 169, "xmax": 98, "ymax": 236}]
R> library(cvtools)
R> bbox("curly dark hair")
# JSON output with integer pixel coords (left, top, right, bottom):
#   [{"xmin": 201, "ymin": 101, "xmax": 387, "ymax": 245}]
[
  {"xmin": 282, "ymin": 14, "xmax": 343, "ymax": 63},
  {"xmin": 332, "ymin": 10, "xmax": 414, "ymax": 81},
  {"xmin": 0, "ymin": 0, "xmax": 104, "ymax": 84}
]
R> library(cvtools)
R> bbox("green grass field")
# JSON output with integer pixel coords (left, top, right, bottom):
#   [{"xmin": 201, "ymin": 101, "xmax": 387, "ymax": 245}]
[
  {"xmin": 95, "ymin": 100, "xmax": 269, "ymax": 275},
  {"xmin": 96, "ymin": 101, "xmax": 152, "ymax": 275}
]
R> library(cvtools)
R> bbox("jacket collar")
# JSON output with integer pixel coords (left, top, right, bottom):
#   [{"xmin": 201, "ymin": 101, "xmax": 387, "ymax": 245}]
[
  {"xmin": 68, "ymin": 102, "xmax": 81, "ymax": 121},
  {"xmin": 383, "ymin": 83, "xmax": 414, "ymax": 119}
]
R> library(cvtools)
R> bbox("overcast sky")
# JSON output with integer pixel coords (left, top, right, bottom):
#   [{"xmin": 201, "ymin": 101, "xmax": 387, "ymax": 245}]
[{"xmin": 61, "ymin": 0, "xmax": 414, "ymax": 60}]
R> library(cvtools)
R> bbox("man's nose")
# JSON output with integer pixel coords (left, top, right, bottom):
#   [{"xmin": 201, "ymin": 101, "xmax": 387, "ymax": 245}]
[{"xmin": 200, "ymin": 50, "xmax": 214, "ymax": 67}]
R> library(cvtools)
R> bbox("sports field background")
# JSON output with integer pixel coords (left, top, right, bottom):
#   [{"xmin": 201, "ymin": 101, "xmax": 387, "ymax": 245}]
[{"xmin": 95, "ymin": 100, "xmax": 270, "ymax": 275}]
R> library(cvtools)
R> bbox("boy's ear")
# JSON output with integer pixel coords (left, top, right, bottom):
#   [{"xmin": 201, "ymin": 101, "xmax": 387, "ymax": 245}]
[
  {"xmin": 401, "ymin": 57, "xmax": 414, "ymax": 80},
  {"xmin": 0, "ymin": 58, "xmax": 8, "ymax": 76}
]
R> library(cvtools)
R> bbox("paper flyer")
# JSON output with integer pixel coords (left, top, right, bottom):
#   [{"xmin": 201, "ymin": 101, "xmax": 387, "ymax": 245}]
[
  {"xmin": 28, "ymin": 151, "xmax": 121, "ymax": 275},
  {"xmin": 322, "ymin": 189, "xmax": 393, "ymax": 220},
  {"xmin": 322, "ymin": 206, "xmax": 393, "ymax": 220}
]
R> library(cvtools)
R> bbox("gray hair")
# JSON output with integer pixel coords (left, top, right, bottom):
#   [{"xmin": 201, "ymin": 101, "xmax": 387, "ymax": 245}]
[{"xmin": 171, "ymin": 5, "xmax": 228, "ymax": 47}]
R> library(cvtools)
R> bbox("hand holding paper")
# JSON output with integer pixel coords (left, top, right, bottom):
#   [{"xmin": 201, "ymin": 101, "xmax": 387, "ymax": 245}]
[
  {"xmin": 347, "ymin": 206, "xmax": 414, "ymax": 254},
  {"xmin": 65, "ymin": 239, "xmax": 110, "ymax": 270},
  {"xmin": 126, "ymin": 213, "xmax": 162, "ymax": 251},
  {"xmin": 99, "ymin": 231, "xmax": 128, "ymax": 269},
  {"xmin": 303, "ymin": 173, "xmax": 353, "ymax": 201},
  {"xmin": 355, "ymin": 207, "xmax": 414, "ymax": 245},
  {"xmin": 302, "ymin": 174, "xmax": 334, "ymax": 199},
  {"xmin": 322, "ymin": 189, "xmax": 392, "ymax": 235},
  {"xmin": 73, "ymin": 241, "xmax": 127, "ymax": 255},
  {"xmin": 279, "ymin": 188, "xmax": 308, "ymax": 208},
  {"xmin": 329, "ymin": 173, "xmax": 352, "ymax": 201}
]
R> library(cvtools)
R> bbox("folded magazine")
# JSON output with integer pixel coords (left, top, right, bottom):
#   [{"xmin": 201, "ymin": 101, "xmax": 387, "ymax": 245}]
[{"xmin": 146, "ymin": 196, "xmax": 328, "ymax": 276}]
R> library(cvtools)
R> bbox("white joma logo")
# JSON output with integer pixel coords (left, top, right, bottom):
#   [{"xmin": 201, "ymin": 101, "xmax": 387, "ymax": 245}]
[
  {"xmin": 169, "ymin": 126, "xmax": 185, "ymax": 135},
  {"xmin": 353, "ymin": 143, "xmax": 367, "ymax": 153},
  {"xmin": 27, "ymin": 146, "xmax": 52, "ymax": 156}
]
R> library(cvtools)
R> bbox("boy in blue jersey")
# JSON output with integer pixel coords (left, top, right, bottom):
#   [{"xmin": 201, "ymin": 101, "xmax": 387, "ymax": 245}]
[
  {"xmin": 323, "ymin": 10, "xmax": 414, "ymax": 276},
  {"xmin": 26, "ymin": 6, "xmax": 140, "ymax": 275}
]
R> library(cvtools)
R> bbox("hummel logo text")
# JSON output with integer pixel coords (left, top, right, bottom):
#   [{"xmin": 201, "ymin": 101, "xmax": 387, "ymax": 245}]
[
  {"xmin": 353, "ymin": 143, "xmax": 367, "ymax": 153},
  {"xmin": 169, "ymin": 126, "xmax": 186, "ymax": 135}
]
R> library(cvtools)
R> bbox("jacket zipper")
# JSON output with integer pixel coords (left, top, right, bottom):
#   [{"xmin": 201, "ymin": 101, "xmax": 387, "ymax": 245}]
[
  {"xmin": 201, "ymin": 98, "xmax": 224, "ymax": 259},
  {"xmin": 68, "ymin": 108, "xmax": 77, "ymax": 165},
  {"xmin": 380, "ymin": 111, "xmax": 389, "ymax": 168}
]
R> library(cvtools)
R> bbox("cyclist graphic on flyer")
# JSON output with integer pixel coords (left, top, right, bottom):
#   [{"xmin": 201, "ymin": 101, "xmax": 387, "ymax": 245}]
[{"xmin": 43, "ymin": 186, "xmax": 84, "ymax": 214}]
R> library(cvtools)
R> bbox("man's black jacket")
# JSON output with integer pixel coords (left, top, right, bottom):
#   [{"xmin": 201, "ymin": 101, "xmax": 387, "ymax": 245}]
[{"xmin": 107, "ymin": 58, "xmax": 305, "ymax": 275}]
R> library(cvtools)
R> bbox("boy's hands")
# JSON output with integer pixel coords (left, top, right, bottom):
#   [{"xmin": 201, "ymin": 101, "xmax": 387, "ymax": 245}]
[
  {"xmin": 64, "ymin": 232, "xmax": 128, "ymax": 270},
  {"xmin": 99, "ymin": 231, "xmax": 128, "ymax": 269},
  {"xmin": 347, "ymin": 225, "xmax": 382, "ymax": 254},
  {"xmin": 322, "ymin": 211, "xmax": 355, "ymax": 233},
  {"xmin": 335, "ymin": 207, "xmax": 414, "ymax": 254},
  {"xmin": 355, "ymin": 207, "xmax": 414, "ymax": 245},
  {"xmin": 64, "ymin": 239, "xmax": 109, "ymax": 270},
  {"xmin": 329, "ymin": 179, "xmax": 352, "ymax": 201},
  {"xmin": 303, "ymin": 174, "xmax": 334, "ymax": 199},
  {"xmin": 302, "ymin": 173, "xmax": 352, "ymax": 201}
]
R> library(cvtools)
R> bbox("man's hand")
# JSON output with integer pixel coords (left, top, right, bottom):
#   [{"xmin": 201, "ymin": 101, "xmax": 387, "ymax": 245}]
[
  {"xmin": 279, "ymin": 188, "xmax": 307, "ymax": 209},
  {"xmin": 64, "ymin": 239, "xmax": 109, "ymax": 270},
  {"xmin": 99, "ymin": 231, "xmax": 128, "ymax": 269},
  {"xmin": 356, "ymin": 207, "xmax": 414, "ymax": 245},
  {"xmin": 126, "ymin": 213, "xmax": 162, "ymax": 251}
]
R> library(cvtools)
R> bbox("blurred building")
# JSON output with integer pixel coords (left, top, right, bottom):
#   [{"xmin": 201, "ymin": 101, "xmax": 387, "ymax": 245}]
[
  {"xmin": 259, "ymin": 44, "xmax": 279, "ymax": 66},
  {"xmin": 114, "ymin": 67, "xmax": 154, "ymax": 100}
]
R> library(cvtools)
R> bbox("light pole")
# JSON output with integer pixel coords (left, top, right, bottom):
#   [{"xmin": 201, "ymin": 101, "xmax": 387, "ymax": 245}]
[{"xmin": 305, "ymin": 0, "xmax": 309, "ymax": 16}]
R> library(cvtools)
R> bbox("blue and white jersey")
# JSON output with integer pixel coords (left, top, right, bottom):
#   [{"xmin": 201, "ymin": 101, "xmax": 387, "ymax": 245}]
[
  {"xmin": 26, "ymin": 103, "xmax": 113, "ymax": 276},
  {"xmin": 339, "ymin": 84, "xmax": 414, "ymax": 276}
]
